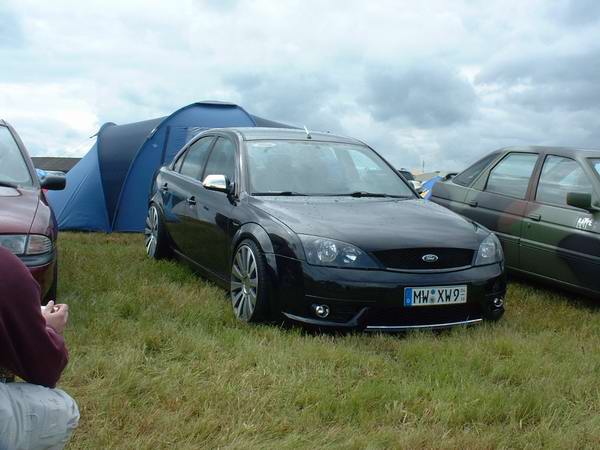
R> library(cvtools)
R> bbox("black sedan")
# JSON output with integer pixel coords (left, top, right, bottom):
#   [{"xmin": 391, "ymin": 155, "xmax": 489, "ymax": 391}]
[
  {"xmin": 145, "ymin": 128, "xmax": 506, "ymax": 330},
  {"xmin": 431, "ymin": 146, "xmax": 600, "ymax": 298}
]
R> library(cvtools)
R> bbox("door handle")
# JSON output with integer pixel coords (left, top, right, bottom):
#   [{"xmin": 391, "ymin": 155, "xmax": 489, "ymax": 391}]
[
  {"xmin": 527, "ymin": 213, "xmax": 541, "ymax": 221},
  {"xmin": 160, "ymin": 182, "xmax": 169, "ymax": 192},
  {"xmin": 467, "ymin": 200, "xmax": 478, "ymax": 207},
  {"xmin": 186, "ymin": 196, "xmax": 196, "ymax": 206}
]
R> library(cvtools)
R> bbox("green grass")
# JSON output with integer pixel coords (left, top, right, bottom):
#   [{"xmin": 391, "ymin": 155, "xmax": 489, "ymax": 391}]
[{"xmin": 58, "ymin": 233, "xmax": 600, "ymax": 449}]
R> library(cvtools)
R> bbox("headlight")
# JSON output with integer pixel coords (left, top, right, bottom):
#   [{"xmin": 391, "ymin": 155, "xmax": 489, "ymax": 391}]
[
  {"xmin": 474, "ymin": 233, "xmax": 503, "ymax": 266},
  {"xmin": 0, "ymin": 234, "xmax": 52, "ymax": 256},
  {"xmin": 0, "ymin": 235, "xmax": 27, "ymax": 254},
  {"xmin": 298, "ymin": 235, "xmax": 379, "ymax": 269}
]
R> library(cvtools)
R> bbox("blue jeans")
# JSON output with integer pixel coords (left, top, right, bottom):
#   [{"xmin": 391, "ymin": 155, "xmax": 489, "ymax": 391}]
[{"xmin": 0, "ymin": 382, "xmax": 79, "ymax": 450}]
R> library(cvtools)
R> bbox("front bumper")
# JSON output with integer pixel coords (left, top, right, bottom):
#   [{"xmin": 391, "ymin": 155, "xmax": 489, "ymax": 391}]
[
  {"xmin": 20, "ymin": 250, "xmax": 56, "ymax": 299},
  {"xmin": 272, "ymin": 256, "xmax": 506, "ymax": 330}
]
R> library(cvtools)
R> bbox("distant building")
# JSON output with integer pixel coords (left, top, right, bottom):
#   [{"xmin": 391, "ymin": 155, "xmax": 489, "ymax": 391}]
[{"xmin": 32, "ymin": 157, "xmax": 81, "ymax": 173}]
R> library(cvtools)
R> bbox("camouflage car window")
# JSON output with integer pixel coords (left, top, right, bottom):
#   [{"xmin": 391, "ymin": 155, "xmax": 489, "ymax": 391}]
[
  {"xmin": 453, "ymin": 153, "xmax": 498, "ymax": 187},
  {"xmin": 485, "ymin": 153, "xmax": 538, "ymax": 199},
  {"xmin": 536, "ymin": 156, "xmax": 592, "ymax": 206}
]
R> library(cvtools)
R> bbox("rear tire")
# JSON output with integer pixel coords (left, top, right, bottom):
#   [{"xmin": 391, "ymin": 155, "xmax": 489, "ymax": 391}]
[
  {"xmin": 144, "ymin": 204, "xmax": 171, "ymax": 259},
  {"xmin": 230, "ymin": 239, "xmax": 271, "ymax": 323}
]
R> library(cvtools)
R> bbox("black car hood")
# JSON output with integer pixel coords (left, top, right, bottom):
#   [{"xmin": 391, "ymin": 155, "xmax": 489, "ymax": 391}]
[{"xmin": 248, "ymin": 196, "xmax": 483, "ymax": 251}]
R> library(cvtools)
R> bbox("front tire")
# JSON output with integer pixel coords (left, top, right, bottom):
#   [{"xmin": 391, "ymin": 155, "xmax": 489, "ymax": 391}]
[
  {"xmin": 230, "ymin": 239, "xmax": 270, "ymax": 323},
  {"xmin": 144, "ymin": 204, "xmax": 171, "ymax": 259}
]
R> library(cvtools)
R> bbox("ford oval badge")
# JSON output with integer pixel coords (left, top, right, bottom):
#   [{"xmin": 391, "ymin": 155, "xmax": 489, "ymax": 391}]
[{"xmin": 422, "ymin": 254, "xmax": 439, "ymax": 263}]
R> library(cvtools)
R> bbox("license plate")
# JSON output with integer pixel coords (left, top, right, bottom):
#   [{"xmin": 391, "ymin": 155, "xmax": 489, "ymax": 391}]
[{"xmin": 404, "ymin": 285, "xmax": 467, "ymax": 307}]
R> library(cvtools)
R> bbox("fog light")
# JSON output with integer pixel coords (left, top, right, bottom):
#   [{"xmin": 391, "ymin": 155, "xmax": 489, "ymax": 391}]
[
  {"xmin": 312, "ymin": 304, "xmax": 330, "ymax": 318},
  {"xmin": 493, "ymin": 297, "xmax": 504, "ymax": 308}
]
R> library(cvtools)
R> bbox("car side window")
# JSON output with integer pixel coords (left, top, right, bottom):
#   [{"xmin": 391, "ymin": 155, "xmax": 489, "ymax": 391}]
[
  {"xmin": 453, "ymin": 153, "xmax": 498, "ymax": 187},
  {"xmin": 485, "ymin": 153, "xmax": 538, "ymax": 199},
  {"xmin": 536, "ymin": 156, "xmax": 592, "ymax": 206},
  {"xmin": 203, "ymin": 137, "xmax": 236, "ymax": 182},
  {"xmin": 173, "ymin": 152, "xmax": 185, "ymax": 172},
  {"xmin": 179, "ymin": 137, "xmax": 214, "ymax": 180}
]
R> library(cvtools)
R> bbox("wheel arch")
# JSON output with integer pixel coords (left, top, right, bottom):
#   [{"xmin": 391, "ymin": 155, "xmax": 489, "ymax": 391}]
[
  {"xmin": 231, "ymin": 222, "xmax": 278, "ymax": 277},
  {"xmin": 148, "ymin": 190, "xmax": 163, "ymax": 209}
]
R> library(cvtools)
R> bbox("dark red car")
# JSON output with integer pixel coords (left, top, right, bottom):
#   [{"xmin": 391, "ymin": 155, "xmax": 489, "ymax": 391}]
[{"xmin": 0, "ymin": 119, "xmax": 66, "ymax": 302}]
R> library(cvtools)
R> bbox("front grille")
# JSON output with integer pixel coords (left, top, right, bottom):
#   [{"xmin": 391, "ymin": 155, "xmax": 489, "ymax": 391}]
[
  {"xmin": 365, "ymin": 303, "xmax": 483, "ymax": 327},
  {"xmin": 373, "ymin": 248, "xmax": 474, "ymax": 270}
]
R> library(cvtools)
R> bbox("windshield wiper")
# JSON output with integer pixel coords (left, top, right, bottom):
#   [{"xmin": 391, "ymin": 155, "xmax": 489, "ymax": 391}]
[
  {"xmin": 341, "ymin": 191, "xmax": 410, "ymax": 198},
  {"xmin": 0, "ymin": 181, "xmax": 18, "ymax": 189},
  {"xmin": 251, "ymin": 191, "xmax": 308, "ymax": 196}
]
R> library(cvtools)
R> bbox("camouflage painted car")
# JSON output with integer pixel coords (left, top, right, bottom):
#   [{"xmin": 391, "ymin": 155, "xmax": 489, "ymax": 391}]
[{"xmin": 431, "ymin": 146, "xmax": 600, "ymax": 298}]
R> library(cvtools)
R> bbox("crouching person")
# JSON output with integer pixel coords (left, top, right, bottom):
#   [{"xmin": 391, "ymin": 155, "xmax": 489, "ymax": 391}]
[{"xmin": 0, "ymin": 247, "xmax": 79, "ymax": 450}]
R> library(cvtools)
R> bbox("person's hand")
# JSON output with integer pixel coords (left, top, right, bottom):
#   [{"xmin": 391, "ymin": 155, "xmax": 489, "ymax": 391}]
[{"xmin": 42, "ymin": 300, "xmax": 69, "ymax": 335}]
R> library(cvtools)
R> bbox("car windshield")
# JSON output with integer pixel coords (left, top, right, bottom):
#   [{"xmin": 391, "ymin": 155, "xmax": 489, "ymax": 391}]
[
  {"xmin": 0, "ymin": 126, "xmax": 32, "ymax": 187},
  {"xmin": 245, "ymin": 140, "xmax": 414, "ymax": 197},
  {"xmin": 591, "ymin": 159, "xmax": 600, "ymax": 178}
]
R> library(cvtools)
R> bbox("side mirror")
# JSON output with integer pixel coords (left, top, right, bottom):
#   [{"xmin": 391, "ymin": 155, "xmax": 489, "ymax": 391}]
[
  {"xmin": 408, "ymin": 180, "xmax": 423, "ymax": 193},
  {"xmin": 40, "ymin": 171, "xmax": 66, "ymax": 190},
  {"xmin": 202, "ymin": 174, "xmax": 232, "ymax": 194},
  {"xmin": 566, "ymin": 192, "xmax": 595, "ymax": 211}
]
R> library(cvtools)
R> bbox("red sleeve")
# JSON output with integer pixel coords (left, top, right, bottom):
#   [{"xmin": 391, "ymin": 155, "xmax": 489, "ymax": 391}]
[{"xmin": 0, "ymin": 248, "xmax": 68, "ymax": 388}]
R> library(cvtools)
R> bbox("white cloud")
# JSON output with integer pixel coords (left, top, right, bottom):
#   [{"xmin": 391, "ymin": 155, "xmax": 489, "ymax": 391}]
[
  {"xmin": 0, "ymin": 82, "xmax": 99, "ymax": 156},
  {"xmin": 1, "ymin": 0, "xmax": 599, "ymax": 170}
]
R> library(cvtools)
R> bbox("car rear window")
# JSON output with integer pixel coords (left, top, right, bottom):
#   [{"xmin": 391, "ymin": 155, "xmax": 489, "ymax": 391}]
[{"xmin": 0, "ymin": 126, "xmax": 32, "ymax": 187}]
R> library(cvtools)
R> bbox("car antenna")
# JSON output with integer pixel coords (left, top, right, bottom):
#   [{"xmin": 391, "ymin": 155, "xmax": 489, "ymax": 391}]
[{"xmin": 303, "ymin": 125, "xmax": 312, "ymax": 139}]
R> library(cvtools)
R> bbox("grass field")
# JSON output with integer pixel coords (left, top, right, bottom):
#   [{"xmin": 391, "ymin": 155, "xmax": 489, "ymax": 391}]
[{"xmin": 58, "ymin": 232, "xmax": 600, "ymax": 449}]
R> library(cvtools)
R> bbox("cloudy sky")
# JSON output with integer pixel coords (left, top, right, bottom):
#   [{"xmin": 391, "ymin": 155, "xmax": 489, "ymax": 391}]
[{"xmin": 1, "ymin": 0, "xmax": 599, "ymax": 172}]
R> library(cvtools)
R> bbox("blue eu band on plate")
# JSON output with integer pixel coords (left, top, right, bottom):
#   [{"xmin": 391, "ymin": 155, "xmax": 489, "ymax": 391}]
[{"xmin": 404, "ymin": 286, "xmax": 468, "ymax": 307}]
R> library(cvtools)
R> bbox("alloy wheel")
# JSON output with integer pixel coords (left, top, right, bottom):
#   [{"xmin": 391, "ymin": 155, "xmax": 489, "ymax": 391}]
[
  {"xmin": 230, "ymin": 244, "xmax": 259, "ymax": 321},
  {"xmin": 144, "ymin": 206, "xmax": 159, "ymax": 257}
]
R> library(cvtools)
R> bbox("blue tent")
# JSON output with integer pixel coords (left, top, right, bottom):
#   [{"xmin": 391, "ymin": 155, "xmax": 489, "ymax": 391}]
[
  {"xmin": 48, "ymin": 101, "xmax": 292, "ymax": 232},
  {"xmin": 421, "ymin": 176, "xmax": 443, "ymax": 199}
]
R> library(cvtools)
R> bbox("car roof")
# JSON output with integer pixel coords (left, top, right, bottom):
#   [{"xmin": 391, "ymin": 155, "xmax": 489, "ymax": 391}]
[
  {"xmin": 216, "ymin": 127, "xmax": 365, "ymax": 145},
  {"xmin": 499, "ymin": 145, "xmax": 600, "ymax": 159}
]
